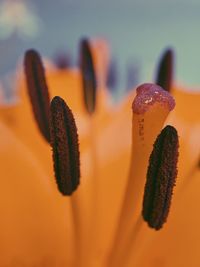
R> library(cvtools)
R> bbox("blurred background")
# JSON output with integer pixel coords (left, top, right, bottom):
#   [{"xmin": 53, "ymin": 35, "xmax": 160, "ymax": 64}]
[{"xmin": 0, "ymin": 0, "xmax": 200, "ymax": 96}]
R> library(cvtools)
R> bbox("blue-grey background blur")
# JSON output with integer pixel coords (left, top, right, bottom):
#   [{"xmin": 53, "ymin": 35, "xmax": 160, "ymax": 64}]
[{"xmin": 0, "ymin": 0, "xmax": 200, "ymax": 93}]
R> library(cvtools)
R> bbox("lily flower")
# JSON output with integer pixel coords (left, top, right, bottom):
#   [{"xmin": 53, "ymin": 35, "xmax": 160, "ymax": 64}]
[{"xmin": 0, "ymin": 39, "xmax": 198, "ymax": 267}]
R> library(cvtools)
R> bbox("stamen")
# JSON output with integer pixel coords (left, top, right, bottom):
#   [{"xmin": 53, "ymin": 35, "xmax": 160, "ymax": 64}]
[
  {"xmin": 79, "ymin": 38, "xmax": 97, "ymax": 114},
  {"xmin": 50, "ymin": 96, "xmax": 80, "ymax": 196},
  {"xmin": 54, "ymin": 52, "xmax": 71, "ymax": 69},
  {"xmin": 155, "ymin": 48, "xmax": 174, "ymax": 92},
  {"xmin": 126, "ymin": 61, "xmax": 140, "ymax": 91},
  {"xmin": 24, "ymin": 49, "xmax": 50, "ymax": 142},
  {"xmin": 142, "ymin": 125, "xmax": 179, "ymax": 230},
  {"xmin": 106, "ymin": 59, "xmax": 118, "ymax": 91}
]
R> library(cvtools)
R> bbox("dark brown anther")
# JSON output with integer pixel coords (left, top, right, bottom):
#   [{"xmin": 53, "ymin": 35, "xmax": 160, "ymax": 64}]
[
  {"xmin": 197, "ymin": 155, "xmax": 200, "ymax": 168},
  {"xmin": 142, "ymin": 125, "xmax": 179, "ymax": 230},
  {"xmin": 79, "ymin": 38, "xmax": 97, "ymax": 114},
  {"xmin": 50, "ymin": 96, "xmax": 80, "ymax": 196},
  {"xmin": 106, "ymin": 59, "xmax": 118, "ymax": 92},
  {"xmin": 54, "ymin": 52, "xmax": 71, "ymax": 69},
  {"xmin": 155, "ymin": 48, "xmax": 174, "ymax": 92},
  {"xmin": 24, "ymin": 49, "xmax": 50, "ymax": 142}
]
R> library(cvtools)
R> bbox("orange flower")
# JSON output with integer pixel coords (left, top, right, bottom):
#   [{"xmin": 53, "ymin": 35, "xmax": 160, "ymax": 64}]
[{"xmin": 0, "ymin": 41, "xmax": 199, "ymax": 267}]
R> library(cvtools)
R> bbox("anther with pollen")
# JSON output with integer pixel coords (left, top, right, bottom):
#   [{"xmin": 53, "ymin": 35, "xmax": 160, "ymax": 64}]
[
  {"xmin": 50, "ymin": 96, "xmax": 80, "ymax": 196},
  {"xmin": 142, "ymin": 125, "xmax": 179, "ymax": 230},
  {"xmin": 24, "ymin": 49, "xmax": 50, "ymax": 142},
  {"xmin": 156, "ymin": 48, "xmax": 174, "ymax": 92},
  {"xmin": 80, "ymin": 38, "xmax": 97, "ymax": 114}
]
